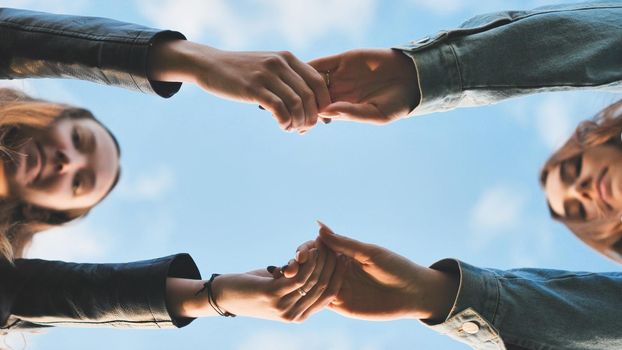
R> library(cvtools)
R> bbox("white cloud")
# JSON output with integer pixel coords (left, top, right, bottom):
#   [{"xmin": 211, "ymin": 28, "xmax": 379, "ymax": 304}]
[
  {"xmin": 25, "ymin": 220, "xmax": 112, "ymax": 262},
  {"xmin": 469, "ymin": 185, "xmax": 526, "ymax": 246},
  {"xmin": 116, "ymin": 166, "xmax": 175, "ymax": 200},
  {"xmin": 136, "ymin": 0, "xmax": 375, "ymax": 49},
  {"xmin": 535, "ymin": 96, "xmax": 574, "ymax": 150}
]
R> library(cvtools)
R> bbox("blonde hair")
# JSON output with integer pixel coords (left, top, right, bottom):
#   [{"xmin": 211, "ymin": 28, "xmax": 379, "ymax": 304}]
[
  {"xmin": 541, "ymin": 99, "xmax": 622, "ymax": 262},
  {"xmin": 0, "ymin": 88, "xmax": 114, "ymax": 262}
]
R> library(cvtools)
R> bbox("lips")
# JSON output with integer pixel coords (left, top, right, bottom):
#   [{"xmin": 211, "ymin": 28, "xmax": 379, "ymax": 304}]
[{"xmin": 596, "ymin": 167, "xmax": 613, "ymax": 210}]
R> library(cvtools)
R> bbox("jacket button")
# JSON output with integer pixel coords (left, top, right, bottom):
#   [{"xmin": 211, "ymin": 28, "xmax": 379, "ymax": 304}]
[{"xmin": 462, "ymin": 321, "xmax": 480, "ymax": 334}]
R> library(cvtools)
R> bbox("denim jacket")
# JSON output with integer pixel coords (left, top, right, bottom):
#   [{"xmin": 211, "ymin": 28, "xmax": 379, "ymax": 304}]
[
  {"xmin": 427, "ymin": 259, "xmax": 622, "ymax": 350},
  {"xmin": 395, "ymin": 1, "xmax": 622, "ymax": 116},
  {"xmin": 394, "ymin": 1, "xmax": 622, "ymax": 349}
]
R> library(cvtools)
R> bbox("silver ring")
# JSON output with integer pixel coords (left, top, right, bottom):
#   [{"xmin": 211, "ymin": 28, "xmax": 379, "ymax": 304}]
[
  {"xmin": 324, "ymin": 71, "xmax": 330, "ymax": 87},
  {"xmin": 297, "ymin": 288, "xmax": 308, "ymax": 297}
]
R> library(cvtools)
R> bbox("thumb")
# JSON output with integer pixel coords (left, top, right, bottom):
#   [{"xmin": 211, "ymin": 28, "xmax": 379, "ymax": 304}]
[
  {"xmin": 318, "ymin": 102, "xmax": 380, "ymax": 123},
  {"xmin": 317, "ymin": 221, "xmax": 374, "ymax": 264}
]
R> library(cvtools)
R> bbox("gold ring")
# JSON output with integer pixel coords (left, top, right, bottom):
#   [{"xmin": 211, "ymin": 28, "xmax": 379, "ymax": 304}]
[{"xmin": 297, "ymin": 288, "xmax": 307, "ymax": 297}]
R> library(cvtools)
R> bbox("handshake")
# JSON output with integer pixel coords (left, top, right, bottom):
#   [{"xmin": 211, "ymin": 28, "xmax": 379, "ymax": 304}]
[
  {"xmin": 166, "ymin": 222, "xmax": 458, "ymax": 325},
  {"xmin": 149, "ymin": 41, "xmax": 421, "ymax": 133}
]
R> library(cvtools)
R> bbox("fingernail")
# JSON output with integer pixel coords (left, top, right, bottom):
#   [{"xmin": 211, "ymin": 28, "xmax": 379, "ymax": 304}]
[
  {"xmin": 267, "ymin": 265, "xmax": 277, "ymax": 273},
  {"xmin": 258, "ymin": 105, "xmax": 265, "ymax": 110},
  {"xmin": 295, "ymin": 250, "xmax": 301, "ymax": 261},
  {"xmin": 281, "ymin": 264, "xmax": 289, "ymax": 271},
  {"xmin": 321, "ymin": 118, "xmax": 332, "ymax": 124}
]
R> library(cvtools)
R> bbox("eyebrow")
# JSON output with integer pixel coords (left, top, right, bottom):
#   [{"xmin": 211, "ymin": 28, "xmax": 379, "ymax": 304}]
[
  {"xmin": 81, "ymin": 169, "xmax": 96, "ymax": 195},
  {"xmin": 85, "ymin": 129, "xmax": 97, "ymax": 153}
]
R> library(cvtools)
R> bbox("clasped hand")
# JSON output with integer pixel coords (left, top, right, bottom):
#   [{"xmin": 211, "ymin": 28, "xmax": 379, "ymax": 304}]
[{"xmin": 197, "ymin": 222, "xmax": 458, "ymax": 324}]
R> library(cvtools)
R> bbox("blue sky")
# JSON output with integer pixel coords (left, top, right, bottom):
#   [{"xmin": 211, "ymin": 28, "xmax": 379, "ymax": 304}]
[{"xmin": 2, "ymin": 0, "xmax": 620, "ymax": 349}]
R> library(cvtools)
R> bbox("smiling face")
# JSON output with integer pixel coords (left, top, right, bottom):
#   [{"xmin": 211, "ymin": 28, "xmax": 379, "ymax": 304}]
[
  {"xmin": 7, "ymin": 116, "xmax": 120, "ymax": 211},
  {"xmin": 544, "ymin": 143, "xmax": 622, "ymax": 252}
]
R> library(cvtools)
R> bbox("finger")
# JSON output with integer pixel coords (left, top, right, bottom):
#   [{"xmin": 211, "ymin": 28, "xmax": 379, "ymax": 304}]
[
  {"xmin": 279, "ymin": 243, "xmax": 326, "ymax": 298},
  {"xmin": 278, "ymin": 70, "xmax": 318, "ymax": 132},
  {"xmin": 317, "ymin": 221, "xmax": 374, "ymax": 263},
  {"xmin": 285, "ymin": 246, "xmax": 338, "ymax": 321},
  {"xmin": 296, "ymin": 254, "xmax": 347, "ymax": 321},
  {"xmin": 267, "ymin": 265, "xmax": 282, "ymax": 279},
  {"xmin": 286, "ymin": 57, "xmax": 331, "ymax": 111},
  {"xmin": 256, "ymin": 88, "xmax": 292, "ymax": 131},
  {"xmin": 267, "ymin": 80, "xmax": 305, "ymax": 131},
  {"xmin": 277, "ymin": 243, "xmax": 329, "ymax": 313},
  {"xmin": 318, "ymin": 101, "xmax": 382, "ymax": 124},
  {"xmin": 307, "ymin": 54, "xmax": 341, "ymax": 76},
  {"xmin": 275, "ymin": 248, "xmax": 318, "ymax": 294},
  {"xmin": 283, "ymin": 259, "xmax": 298, "ymax": 278},
  {"xmin": 296, "ymin": 240, "xmax": 317, "ymax": 264}
]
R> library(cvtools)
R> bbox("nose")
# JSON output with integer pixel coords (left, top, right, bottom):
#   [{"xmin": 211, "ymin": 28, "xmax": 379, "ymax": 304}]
[
  {"xmin": 53, "ymin": 149, "xmax": 85, "ymax": 174},
  {"xmin": 575, "ymin": 176, "xmax": 594, "ymax": 200}
]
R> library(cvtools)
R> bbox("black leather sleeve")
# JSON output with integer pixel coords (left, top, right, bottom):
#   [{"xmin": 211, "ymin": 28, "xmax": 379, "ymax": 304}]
[
  {"xmin": 0, "ymin": 8, "xmax": 185, "ymax": 97},
  {"xmin": 0, "ymin": 254, "xmax": 201, "ymax": 329}
]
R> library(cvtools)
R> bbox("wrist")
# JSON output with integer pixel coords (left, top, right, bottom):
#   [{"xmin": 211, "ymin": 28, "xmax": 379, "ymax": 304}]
[
  {"xmin": 391, "ymin": 48, "xmax": 421, "ymax": 113},
  {"xmin": 413, "ymin": 267, "xmax": 459, "ymax": 323},
  {"xmin": 165, "ymin": 277, "xmax": 214, "ymax": 318},
  {"xmin": 147, "ymin": 39, "xmax": 216, "ymax": 84}
]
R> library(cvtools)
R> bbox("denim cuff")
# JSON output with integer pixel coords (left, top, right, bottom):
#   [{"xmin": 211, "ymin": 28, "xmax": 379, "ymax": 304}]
[
  {"xmin": 394, "ymin": 36, "xmax": 461, "ymax": 116},
  {"xmin": 423, "ymin": 259, "xmax": 505, "ymax": 350}
]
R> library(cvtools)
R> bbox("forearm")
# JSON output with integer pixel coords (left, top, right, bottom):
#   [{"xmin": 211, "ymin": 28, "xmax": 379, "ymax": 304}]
[
  {"xmin": 395, "ymin": 1, "xmax": 622, "ymax": 115},
  {"xmin": 425, "ymin": 259, "xmax": 622, "ymax": 349},
  {"xmin": 1, "ymin": 254, "xmax": 200, "ymax": 329},
  {"xmin": 0, "ymin": 7, "xmax": 184, "ymax": 97}
]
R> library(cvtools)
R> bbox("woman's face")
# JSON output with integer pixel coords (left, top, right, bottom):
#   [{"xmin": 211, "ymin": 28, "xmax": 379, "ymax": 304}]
[
  {"xmin": 8, "ymin": 116, "xmax": 119, "ymax": 211},
  {"xmin": 544, "ymin": 143, "xmax": 622, "ymax": 247}
]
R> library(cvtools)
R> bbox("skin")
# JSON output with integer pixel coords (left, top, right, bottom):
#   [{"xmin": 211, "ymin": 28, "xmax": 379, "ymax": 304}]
[
  {"xmin": 147, "ymin": 39, "xmax": 331, "ymax": 134},
  {"xmin": 309, "ymin": 48, "xmax": 420, "ymax": 125},
  {"xmin": 545, "ymin": 144, "xmax": 622, "ymax": 248},
  {"xmin": 7, "ymin": 117, "xmax": 119, "ymax": 211},
  {"xmin": 165, "ymin": 244, "xmax": 347, "ymax": 322},
  {"xmin": 292, "ymin": 222, "xmax": 459, "ymax": 323}
]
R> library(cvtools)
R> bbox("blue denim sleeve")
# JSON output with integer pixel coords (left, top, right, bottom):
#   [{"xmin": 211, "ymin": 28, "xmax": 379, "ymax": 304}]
[
  {"xmin": 394, "ymin": 1, "xmax": 622, "ymax": 116},
  {"xmin": 424, "ymin": 259, "xmax": 622, "ymax": 349}
]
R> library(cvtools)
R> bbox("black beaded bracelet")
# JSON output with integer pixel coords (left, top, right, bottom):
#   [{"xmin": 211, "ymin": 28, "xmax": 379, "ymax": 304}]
[{"xmin": 195, "ymin": 273, "xmax": 236, "ymax": 317}]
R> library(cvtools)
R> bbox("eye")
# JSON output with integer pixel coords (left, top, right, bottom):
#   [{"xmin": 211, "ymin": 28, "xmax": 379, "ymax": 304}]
[
  {"xmin": 564, "ymin": 199, "xmax": 587, "ymax": 221},
  {"xmin": 71, "ymin": 127, "xmax": 82, "ymax": 149},
  {"xmin": 560, "ymin": 155, "xmax": 582, "ymax": 184},
  {"xmin": 72, "ymin": 174, "xmax": 82, "ymax": 195}
]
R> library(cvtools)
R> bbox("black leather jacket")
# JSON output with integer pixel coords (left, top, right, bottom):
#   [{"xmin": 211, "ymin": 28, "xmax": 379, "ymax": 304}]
[
  {"xmin": 0, "ymin": 7, "xmax": 185, "ymax": 97},
  {"xmin": 0, "ymin": 8, "xmax": 200, "ymax": 330},
  {"xmin": 1, "ymin": 254, "xmax": 201, "ymax": 330}
]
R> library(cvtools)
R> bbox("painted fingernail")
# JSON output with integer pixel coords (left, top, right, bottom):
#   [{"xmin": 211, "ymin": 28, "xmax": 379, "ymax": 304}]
[
  {"xmin": 281, "ymin": 264, "xmax": 289, "ymax": 272},
  {"xmin": 267, "ymin": 265, "xmax": 277, "ymax": 273},
  {"xmin": 321, "ymin": 118, "xmax": 332, "ymax": 124},
  {"xmin": 258, "ymin": 105, "xmax": 265, "ymax": 110}
]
